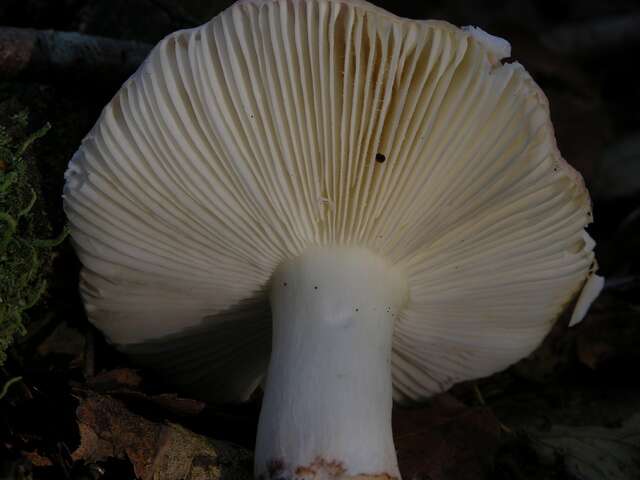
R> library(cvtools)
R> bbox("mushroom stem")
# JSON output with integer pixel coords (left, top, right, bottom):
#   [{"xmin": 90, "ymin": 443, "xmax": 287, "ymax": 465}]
[{"xmin": 255, "ymin": 247, "xmax": 408, "ymax": 480}]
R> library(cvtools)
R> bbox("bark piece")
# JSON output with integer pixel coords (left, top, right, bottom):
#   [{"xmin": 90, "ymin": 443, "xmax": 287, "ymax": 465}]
[{"xmin": 0, "ymin": 27, "xmax": 151, "ymax": 83}]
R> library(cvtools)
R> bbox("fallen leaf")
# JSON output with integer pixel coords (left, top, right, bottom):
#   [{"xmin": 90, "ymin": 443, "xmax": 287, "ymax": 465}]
[
  {"xmin": 88, "ymin": 368, "xmax": 143, "ymax": 391},
  {"xmin": 145, "ymin": 393, "xmax": 206, "ymax": 417},
  {"xmin": 87, "ymin": 369, "xmax": 206, "ymax": 416},
  {"xmin": 72, "ymin": 393, "xmax": 252, "ymax": 480},
  {"xmin": 393, "ymin": 393, "xmax": 502, "ymax": 480},
  {"xmin": 36, "ymin": 322, "xmax": 85, "ymax": 367},
  {"xmin": 526, "ymin": 413, "xmax": 640, "ymax": 480},
  {"xmin": 21, "ymin": 450, "xmax": 52, "ymax": 467}
]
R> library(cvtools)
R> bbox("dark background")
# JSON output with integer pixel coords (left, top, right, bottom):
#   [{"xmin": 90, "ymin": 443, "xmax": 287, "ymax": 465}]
[{"xmin": 1, "ymin": 1, "xmax": 639, "ymax": 479}]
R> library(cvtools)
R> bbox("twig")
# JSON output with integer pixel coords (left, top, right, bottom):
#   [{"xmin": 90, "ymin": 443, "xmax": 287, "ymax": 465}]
[
  {"xmin": 473, "ymin": 383, "xmax": 513, "ymax": 434},
  {"xmin": 0, "ymin": 375, "xmax": 22, "ymax": 399},
  {"xmin": 541, "ymin": 13, "xmax": 640, "ymax": 57},
  {"xmin": 0, "ymin": 27, "xmax": 152, "ymax": 83}
]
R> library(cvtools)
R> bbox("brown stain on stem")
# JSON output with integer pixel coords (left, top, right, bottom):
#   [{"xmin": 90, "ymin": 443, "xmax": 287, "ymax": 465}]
[{"xmin": 263, "ymin": 456, "xmax": 398, "ymax": 480}]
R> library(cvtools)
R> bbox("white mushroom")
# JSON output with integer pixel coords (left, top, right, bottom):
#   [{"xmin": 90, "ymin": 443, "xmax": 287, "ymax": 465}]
[{"xmin": 63, "ymin": 0, "xmax": 603, "ymax": 479}]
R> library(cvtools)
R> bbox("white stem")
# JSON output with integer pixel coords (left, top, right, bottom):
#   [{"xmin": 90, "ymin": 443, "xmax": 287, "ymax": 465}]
[{"xmin": 255, "ymin": 247, "xmax": 408, "ymax": 480}]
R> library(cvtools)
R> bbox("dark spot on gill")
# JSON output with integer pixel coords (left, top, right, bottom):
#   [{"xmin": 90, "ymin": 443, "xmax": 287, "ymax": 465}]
[{"xmin": 375, "ymin": 153, "xmax": 386, "ymax": 163}]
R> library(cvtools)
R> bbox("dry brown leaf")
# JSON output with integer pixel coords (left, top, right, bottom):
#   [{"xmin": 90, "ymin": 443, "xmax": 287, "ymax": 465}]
[
  {"xmin": 21, "ymin": 450, "xmax": 53, "ymax": 467},
  {"xmin": 87, "ymin": 368, "xmax": 144, "ymax": 390},
  {"xmin": 87, "ymin": 368, "xmax": 206, "ymax": 416},
  {"xmin": 72, "ymin": 393, "xmax": 252, "ymax": 480},
  {"xmin": 146, "ymin": 393, "xmax": 206, "ymax": 417}
]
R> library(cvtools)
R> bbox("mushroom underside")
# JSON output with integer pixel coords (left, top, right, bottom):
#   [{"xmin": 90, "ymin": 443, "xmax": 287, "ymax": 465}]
[{"xmin": 64, "ymin": 0, "xmax": 602, "ymax": 478}]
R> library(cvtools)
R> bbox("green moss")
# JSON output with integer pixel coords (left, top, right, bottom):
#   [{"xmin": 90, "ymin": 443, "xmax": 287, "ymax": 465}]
[{"xmin": 0, "ymin": 110, "xmax": 68, "ymax": 365}]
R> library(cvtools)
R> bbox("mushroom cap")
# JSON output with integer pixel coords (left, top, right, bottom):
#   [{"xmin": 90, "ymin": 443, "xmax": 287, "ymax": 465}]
[{"xmin": 64, "ymin": 0, "xmax": 601, "ymax": 403}]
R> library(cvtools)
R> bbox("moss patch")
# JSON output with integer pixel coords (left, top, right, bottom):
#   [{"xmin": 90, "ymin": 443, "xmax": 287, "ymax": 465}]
[{"xmin": 0, "ymin": 106, "xmax": 68, "ymax": 365}]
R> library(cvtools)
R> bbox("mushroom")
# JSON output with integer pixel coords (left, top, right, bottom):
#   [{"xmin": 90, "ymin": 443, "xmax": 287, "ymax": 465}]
[{"xmin": 63, "ymin": 0, "xmax": 603, "ymax": 479}]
